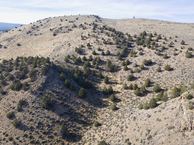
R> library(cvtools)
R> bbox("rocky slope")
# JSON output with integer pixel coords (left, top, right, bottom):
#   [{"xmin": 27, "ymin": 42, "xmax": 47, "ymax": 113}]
[{"xmin": 0, "ymin": 15, "xmax": 194, "ymax": 145}]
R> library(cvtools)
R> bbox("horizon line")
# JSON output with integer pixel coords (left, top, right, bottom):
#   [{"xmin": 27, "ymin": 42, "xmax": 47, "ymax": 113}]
[{"xmin": 1, "ymin": 14, "xmax": 194, "ymax": 25}]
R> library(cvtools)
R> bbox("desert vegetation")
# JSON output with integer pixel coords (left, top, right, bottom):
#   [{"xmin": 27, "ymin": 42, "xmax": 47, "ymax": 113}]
[{"xmin": 0, "ymin": 15, "xmax": 194, "ymax": 145}]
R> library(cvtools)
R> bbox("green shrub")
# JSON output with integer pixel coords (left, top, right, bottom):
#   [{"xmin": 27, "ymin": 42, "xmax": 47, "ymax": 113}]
[
  {"xmin": 83, "ymin": 65, "xmax": 90, "ymax": 76},
  {"xmin": 139, "ymin": 51, "xmax": 144, "ymax": 56},
  {"xmin": 59, "ymin": 73, "xmax": 65, "ymax": 80},
  {"xmin": 143, "ymin": 59, "xmax": 153, "ymax": 66},
  {"xmin": 132, "ymin": 84, "xmax": 138, "ymax": 90},
  {"xmin": 171, "ymin": 87, "xmax": 181, "ymax": 98},
  {"xmin": 138, "ymin": 103, "xmax": 144, "ymax": 109},
  {"xmin": 138, "ymin": 102, "xmax": 149, "ymax": 110},
  {"xmin": 103, "ymin": 86, "xmax": 114, "ymax": 95},
  {"xmin": 101, "ymin": 51, "xmax": 105, "ymax": 55},
  {"xmin": 188, "ymin": 102, "xmax": 194, "ymax": 110},
  {"xmin": 139, "ymin": 98, "xmax": 158, "ymax": 109},
  {"xmin": 181, "ymin": 40, "xmax": 186, "ymax": 45},
  {"xmin": 60, "ymin": 124, "xmax": 67, "ymax": 138},
  {"xmin": 123, "ymin": 60, "xmax": 130, "ymax": 66},
  {"xmin": 75, "ymin": 47, "xmax": 84, "ymax": 55},
  {"xmin": 41, "ymin": 94, "xmax": 54, "ymax": 109},
  {"xmin": 157, "ymin": 67, "xmax": 162, "ymax": 72},
  {"xmin": 186, "ymin": 94, "xmax": 193, "ymax": 100},
  {"xmin": 17, "ymin": 43, "xmax": 21, "ymax": 47},
  {"xmin": 110, "ymin": 103, "xmax": 118, "ymax": 111},
  {"xmin": 140, "ymin": 64, "xmax": 145, "ymax": 70},
  {"xmin": 6, "ymin": 111, "xmax": 15, "ymax": 120},
  {"xmin": 123, "ymin": 83, "xmax": 128, "ymax": 90},
  {"xmin": 12, "ymin": 119, "xmax": 22, "ymax": 128},
  {"xmin": 10, "ymin": 80, "xmax": 22, "ymax": 91},
  {"xmin": 105, "ymin": 50, "xmax": 110, "ymax": 55},
  {"xmin": 164, "ymin": 64, "xmax": 173, "ymax": 71},
  {"xmin": 188, "ymin": 47, "xmax": 193, "ymax": 51},
  {"xmin": 170, "ymin": 86, "xmax": 186, "ymax": 98},
  {"xmin": 64, "ymin": 56, "xmax": 70, "ymax": 62},
  {"xmin": 185, "ymin": 51, "xmax": 193, "ymax": 58},
  {"xmin": 134, "ymin": 68, "xmax": 141, "ymax": 73},
  {"xmin": 144, "ymin": 79, "xmax": 151, "ymax": 87},
  {"xmin": 191, "ymin": 83, "xmax": 194, "ymax": 89},
  {"xmin": 104, "ymin": 76, "xmax": 109, "ymax": 84},
  {"xmin": 74, "ymin": 57, "xmax": 82, "ymax": 64},
  {"xmin": 93, "ymin": 121, "xmax": 102, "ymax": 127},
  {"xmin": 82, "ymin": 56, "xmax": 87, "ymax": 61},
  {"xmin": 128, "ymin": 74, "xmax": 135, "ymax": 81},
  {"xmin": 163, "ymin": 54, "xmax": 170, "ymax": 59},
  {"xmin": 149, "ymin": 98, "xmax": 158, "ymax": 108},
  {"xmin": 22, "ymin": 82, "xmax": 30, "ymax": 91},
  {"xmin": 106, "ymin": 60, "xmax": 117, "ymax": 72},
  {"xmin": 134, "ymin": 87, "xmax": 147, "ymax": 96},
  {"xmin": 41, "ymin": 65, "xmax": 50, "ymax": 75},
  {"xmin": 130, "ymin": 50, "xmax": 137, "ymax": 57},
  {"xmin": 109, "ymin": 94, "xmax": 117, "ymax": 102},
  {"xmin": 92, "ymin": 50, "xmax": 97, "ymax": 55},
  {"xmin": 0, "ymin": 87, "xmax": 6, "ymax": 95},
  {"xmin": 124, "ymin": 65, "xmax": 128, "ymax": 71},
  {"xmin": 88, "ymin": 55, "xmax": 93, "ymax": 61},
  {"xmin": 98, "ymin": 141, "xmax": 109, "ymax": 145},
  {"xmin": 128, "ymin": 84, "xmax": 133, "ymax": 90},
  {"xmin": 155, "ymin": 92, "xmax": 168, "ymax": 102},
  {"xmin": 78, "ymin": 88, "xmax": 87, "ymax": 98},
  {"xmin": 6, "ymin": 74, "xmax": 15, "ymax": 81},
  {"xmin": 64, "ymin": 79, "xmax": 71, "ymax": 88},
  {"xmin": 168, "ymin": 41, "xmax": 174, "ymax": 47},
  {"xmin": 17, "ymin": 99, "xmax": 27, "ymax": 112},
  {"xmin": 29, "ymin": 69, "xmax": 37, "ymax": 81},
  {"xmin": 153, "ymin": 84, "xmax": 162, "ymax": 93},
  {"xmin": 128, "ymin": 84, "xmax": 138, "ymax": 90}
]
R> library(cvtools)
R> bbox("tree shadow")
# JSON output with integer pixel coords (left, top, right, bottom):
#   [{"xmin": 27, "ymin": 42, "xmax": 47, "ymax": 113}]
[{"xmin": 31, "ymin": 63, "xmax": 114, "ymax": 142}]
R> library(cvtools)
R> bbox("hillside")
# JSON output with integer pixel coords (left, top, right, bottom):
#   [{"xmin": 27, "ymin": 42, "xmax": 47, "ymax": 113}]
[{"xmin": 0, "ymin": 15, "xmax": 194, "ymax": 145}]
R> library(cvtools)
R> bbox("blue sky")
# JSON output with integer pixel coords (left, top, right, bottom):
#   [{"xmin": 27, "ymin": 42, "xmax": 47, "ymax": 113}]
[{"xmin": 0, "ymin": 0, "xmax": 193, "ymax": 24}]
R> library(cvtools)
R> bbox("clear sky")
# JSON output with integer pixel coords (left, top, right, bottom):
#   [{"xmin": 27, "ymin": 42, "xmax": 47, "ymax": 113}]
[{"xmin": 0, "ymin": 0, "xmax": 193, "ymax": 24}]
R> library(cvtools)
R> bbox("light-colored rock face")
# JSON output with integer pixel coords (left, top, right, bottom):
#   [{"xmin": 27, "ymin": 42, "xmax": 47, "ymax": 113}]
[{"xmin": 0, "ymin": 15, "xmax": 194, "ymax": 145}]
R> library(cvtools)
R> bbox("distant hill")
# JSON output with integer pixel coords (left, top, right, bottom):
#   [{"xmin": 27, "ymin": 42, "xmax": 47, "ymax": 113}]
[{"xmin": 0, "ymin": 22, "xmax": 21, "ymax": 31}]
